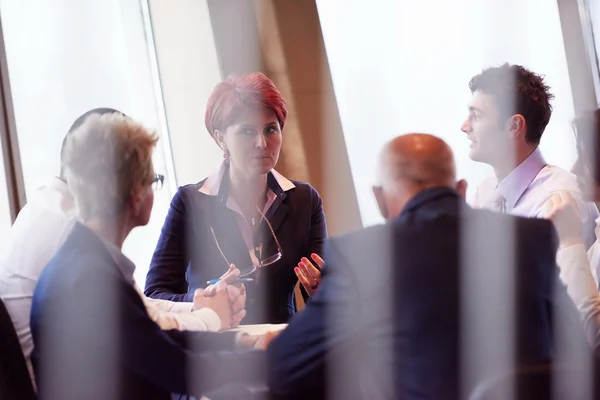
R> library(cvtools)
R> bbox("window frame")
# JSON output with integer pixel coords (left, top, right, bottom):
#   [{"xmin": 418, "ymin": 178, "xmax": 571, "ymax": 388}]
[{"xmin": 0, "ymin": 14, "xmax": 25, "ymax": 222}]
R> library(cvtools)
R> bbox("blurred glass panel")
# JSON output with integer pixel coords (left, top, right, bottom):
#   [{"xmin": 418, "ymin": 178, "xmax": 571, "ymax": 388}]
[
  {"xmin": 0, "ymin": 142, "xmax": 13, "ymax": 243},
  {"xmin": 317, "ymin": 0, "xmax": 576, "ymax": 226},
  {"xmin": 0, "ymin": 0, "xmax": 173, "ymax": 286},
  {"xmin": 585, "ymin": 0, "xmax": 600, "ymax": 105}
]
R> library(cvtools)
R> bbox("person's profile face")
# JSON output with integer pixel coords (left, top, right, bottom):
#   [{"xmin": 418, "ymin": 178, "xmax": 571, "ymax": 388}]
[
  {"xmin": 132, "ymin": 171, "xmax": 155, "ymax": 227},
  {"xmin": 460, "ymin": 91, "xmax": 510, "ymax": 165},
  {"xmin": 573, "ymin": 126, "xmax": 600, "ymax": 202},
  {"xmin": 222, "ymin": 107, "xmax": 282, "ymax": 177},
  {"xmin": 571, "ymin": 158, "xmax": 595, "ymax": 201}
]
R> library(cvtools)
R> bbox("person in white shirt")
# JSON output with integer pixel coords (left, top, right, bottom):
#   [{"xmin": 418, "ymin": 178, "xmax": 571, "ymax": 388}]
[
  {"xmin": 570, "ymin": 109, "xmax": 600, "ymax": 285},
  {"xmin": 0, "ymin": 108, "xmax": 246, "ymax": 385},
  {"xmin": 544, "ymin": 109, "xmax": 600, "ymax": 351},
  {"xmin": 460, "ymin": 64, "xmax": 600, "ymax": 349}
]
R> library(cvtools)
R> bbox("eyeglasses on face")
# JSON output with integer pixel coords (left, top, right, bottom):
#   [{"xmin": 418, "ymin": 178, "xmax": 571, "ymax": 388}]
[
  {"xmin": 151, "ymin": 174, "xmax": 164, "ymax": 191},
  {"xmin": 210, "ymin": 205, "xmax": 283, "ymax": 277}
]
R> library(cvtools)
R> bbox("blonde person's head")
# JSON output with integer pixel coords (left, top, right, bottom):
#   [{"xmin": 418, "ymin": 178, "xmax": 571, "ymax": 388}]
[{"xmin": 63, "ymin": 113, "xmax": 158, "ymax": 222}]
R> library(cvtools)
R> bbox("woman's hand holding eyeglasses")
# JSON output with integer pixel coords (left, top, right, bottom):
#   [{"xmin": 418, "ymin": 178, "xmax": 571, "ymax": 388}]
[
  {"xmin": 203, "ymin": 264, "xmax": 240, "ymax": 296},
  {"xmin": 295, "ymin": 253, "xmax": 325, "ymax": 297}
]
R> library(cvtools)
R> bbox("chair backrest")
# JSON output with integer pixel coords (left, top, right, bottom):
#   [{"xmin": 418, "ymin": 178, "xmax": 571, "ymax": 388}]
[
  {"xmin": 294, "ymin": 281, "xmax": 305, "ymax": 312},
  {"xmin": 469, "ymin": 363, "xmax": 598, "ymax": 400},
  {"xmin": 0, "ymin": 297, "xmax": 36, "ymax": 399}
]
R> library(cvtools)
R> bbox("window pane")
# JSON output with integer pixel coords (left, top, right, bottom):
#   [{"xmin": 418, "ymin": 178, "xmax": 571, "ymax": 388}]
[
  {"xmin": 317, "ymin": 0, "xmax": 576, "ymax": 226},
  {"xmin": 585, "ymin": 0, "xmax": 600, "ymax": 104},
  {"xmin": 0, "ymin": 0, "xmax": 173, "ymax": 285},
  {"xmin": 0, "ymin": 146, "xmax": 13, "ymax": 242}
]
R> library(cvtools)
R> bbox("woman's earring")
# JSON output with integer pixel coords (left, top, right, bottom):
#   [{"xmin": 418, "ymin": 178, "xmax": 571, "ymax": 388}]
[{"xmin": 223, "ymin": 150, "xmax": 230, "ymax": 161}]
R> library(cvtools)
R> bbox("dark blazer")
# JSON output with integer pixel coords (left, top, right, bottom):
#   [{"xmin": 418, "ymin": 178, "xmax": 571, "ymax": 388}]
[
  {"xmin": 145, "ymin": 172, "xmax": 327, "ymax": 324},
  {"xmin": 0, "ymin": 298, "xmax": 35, "ymax": 400},
  {"xmin": 266, "ymin": 187, "xmax": 588, "ymax": 400},
  {"xmin": 30, "ymin": 223, "xmax": 266, "ymax": 400}
]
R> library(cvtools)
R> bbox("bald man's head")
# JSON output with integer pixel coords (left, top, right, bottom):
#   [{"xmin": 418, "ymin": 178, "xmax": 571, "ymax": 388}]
[
  {"xmin": 373, "ymin": 134, "xmax": 465, "ymax": 219},
  {"xmin": 378, "ymin": 134, "xmax": 456, "ymax": 188}
]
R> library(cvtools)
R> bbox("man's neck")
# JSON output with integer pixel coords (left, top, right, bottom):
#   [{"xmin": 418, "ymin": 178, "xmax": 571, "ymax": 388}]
[
  {"xmin": 85, "ymin": 217, "xmax": 131, "ymax": 249},
  {"xmin": 385, "ymin": 183, "xmax": 450, "ymax": 220},
  {"xmin": 492, "ymin": 146, "xmax": 537, "ymax": 182}
]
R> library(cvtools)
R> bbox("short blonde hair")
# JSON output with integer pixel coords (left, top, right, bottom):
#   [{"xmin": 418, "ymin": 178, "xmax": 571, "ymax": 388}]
[{"xmin": 63, "ymin": 113, "xmax": 158, "ymax": 220}]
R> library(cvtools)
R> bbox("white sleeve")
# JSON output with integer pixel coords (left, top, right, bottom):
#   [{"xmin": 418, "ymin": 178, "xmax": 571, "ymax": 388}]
[
  {"xmin": 588, "ymin": 242, "xmax": 600, "ymax": 286},
  {"xmin": 142, "ymin": 293, "xmax": 195, "ymax": 313},
  {"xmin": 133, "ymin": 284, "xmax": 221, "ymax": 331},
  {"xmin": 557, "ymin": 244, "xmax": 600, "ymax": 350}
]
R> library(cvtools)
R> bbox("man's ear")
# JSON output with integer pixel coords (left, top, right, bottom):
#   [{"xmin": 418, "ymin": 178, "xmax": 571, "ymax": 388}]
[
  {"xmin": 507, "ymin": 114, "xmax": 526, "ymax": 140},
  {"xmin": 372, "ymin": 185, "xmax": 389, "ymax": 220},
  {"xmin": 455, "ymin": 179, "xmax": 468, "ymax": 199},
  {"xmin": 128, "ymin": 189, "xmax": 143, "ymax": 216}
]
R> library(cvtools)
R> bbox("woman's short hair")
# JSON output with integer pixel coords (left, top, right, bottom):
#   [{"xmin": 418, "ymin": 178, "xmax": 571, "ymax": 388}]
[
  {"xmin": 204, "ymin": 72, "xmax": 287, "ymax": 138},
  {"xmin": 63, "ymin": 112, "xmax": 158, "ymax": 220}
]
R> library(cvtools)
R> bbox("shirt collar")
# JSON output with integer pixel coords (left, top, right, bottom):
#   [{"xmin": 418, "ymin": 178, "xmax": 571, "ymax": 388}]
[
  {"xmin": 198, "ymin": 161, "xmax": 296, "ymax": 197},
  {"xmin": 497, "ymin": 147, "xmax": 547, "ymax": 209},
  {"xmin": 400, "ymin": 186, "xmax": 461, "ymax": 216},
  {"xmin": 48, "ymin": 176, "xmax": 73, "ymax": 200},
  {"xmin": 48, "ymin": 176, "xmax": 69, "ymax": 192},
  {"xmin": 47, "ymin": 177, "xmax": 78, "ymax": 216}
]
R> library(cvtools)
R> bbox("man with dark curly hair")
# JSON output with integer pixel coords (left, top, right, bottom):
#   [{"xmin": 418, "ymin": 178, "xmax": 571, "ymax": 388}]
[
  {"xmin": 462, "ymin": 64, "xmax": 600, "ymax": 351},
  {"xmin": 462, "ymin": 63, "xmax": 597, "ymax": 234}
]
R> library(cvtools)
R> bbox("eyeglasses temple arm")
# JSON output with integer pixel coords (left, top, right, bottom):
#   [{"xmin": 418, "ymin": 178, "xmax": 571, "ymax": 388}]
[{"xmin": 255, "ymin": 206, "xmax": 284, "ymax": 257}]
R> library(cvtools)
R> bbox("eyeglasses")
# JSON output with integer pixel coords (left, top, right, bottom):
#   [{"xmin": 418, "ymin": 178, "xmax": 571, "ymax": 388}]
[
  {"xmin": 210, "ymin": 205, "xmax": 283, "ymax": 277},
  {"xmin": 151, "ymin": 174, "xmax": 164, "ymax": 191}
]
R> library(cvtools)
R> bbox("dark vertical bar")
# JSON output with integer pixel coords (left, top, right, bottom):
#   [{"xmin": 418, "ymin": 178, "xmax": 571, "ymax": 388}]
[
  {"xmin": 557, "ymin": 0, "xmax": 599, "ymax": 113},
  {"xmin": 0, "ymin": 14, "xmax": 26, "ymax": 221}
]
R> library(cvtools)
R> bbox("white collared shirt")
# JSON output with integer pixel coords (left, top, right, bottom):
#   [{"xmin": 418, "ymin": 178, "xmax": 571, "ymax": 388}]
[
  {"xmin": 473, "ymin": 148, "xmax": 598, "ymax": 222},
  {"xmin": 0, "ymin": 178, "xmax": 220, "ymax": 386},
  {"xmin": 473, "ymin": 149, "xmax": 600, "ymax": 349}
]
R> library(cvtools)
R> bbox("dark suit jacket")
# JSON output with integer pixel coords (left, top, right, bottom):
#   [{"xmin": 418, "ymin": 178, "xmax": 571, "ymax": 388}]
[
  {"xmin": 145, "ymin": 173, "xmax": 327, "ymax": 324},
  {"xmin": 266, "ymin": 187, "xmax": 587, "ymax": 400},
  {"xmin": 30, "ymin": 223, "xmax": 265, "ymax": 400}
]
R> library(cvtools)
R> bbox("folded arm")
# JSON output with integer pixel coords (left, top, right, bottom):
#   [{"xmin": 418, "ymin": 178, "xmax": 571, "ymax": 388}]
[
  {"xmin": 542, "ymin": 192, "xmax": 600, "ymax": 353},
  {"xmin": 557, "ymin": 244, "xmax": 600, "ymax": 353}
]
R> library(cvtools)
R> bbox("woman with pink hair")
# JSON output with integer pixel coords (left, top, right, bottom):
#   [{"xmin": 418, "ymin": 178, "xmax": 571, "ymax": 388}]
[{"xmin": 146, "ymin": 72, "xmax": 327, "ymax": 324}]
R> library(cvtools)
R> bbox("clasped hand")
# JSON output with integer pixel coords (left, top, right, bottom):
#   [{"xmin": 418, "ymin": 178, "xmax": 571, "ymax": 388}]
[{"xmin": 192, "ymin": 265, "xmax": 247, "ymax": 330}]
